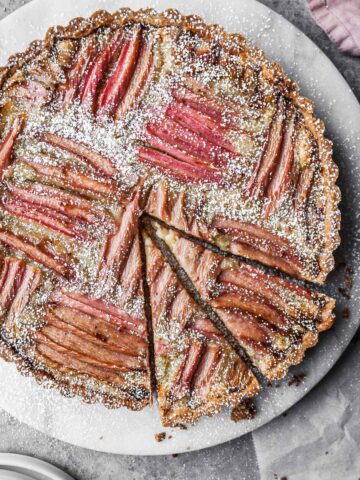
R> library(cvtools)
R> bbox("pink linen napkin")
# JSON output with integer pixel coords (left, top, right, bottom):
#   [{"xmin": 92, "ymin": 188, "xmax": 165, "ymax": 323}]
[{"xmin": 307, "ymin": 0, "xmax": 360, "ymax": 55}]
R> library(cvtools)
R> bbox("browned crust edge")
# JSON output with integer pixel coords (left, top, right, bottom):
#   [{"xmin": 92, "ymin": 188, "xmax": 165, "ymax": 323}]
[
  {"xmin": 267, "ymin": 296, "xmax": 335, "ymax": 381},
  {"xmin": 159, "ymin": 371, "xmax": 261, "ymax": 428},
  {"xmin": 0, "ymin": 337, "xmax": 150, "ymax": 411}
]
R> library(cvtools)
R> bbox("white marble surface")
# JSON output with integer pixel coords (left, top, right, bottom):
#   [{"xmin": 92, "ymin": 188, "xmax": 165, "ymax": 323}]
[{"xmin": 0, "ymin": 0, "xmax": 359, "ymax": 478}]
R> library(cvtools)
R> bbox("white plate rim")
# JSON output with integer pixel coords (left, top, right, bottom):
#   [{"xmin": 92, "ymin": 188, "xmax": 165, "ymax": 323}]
[{"xmin": 0, "ymin": 454, "xmax": 74, "ymax": 480}]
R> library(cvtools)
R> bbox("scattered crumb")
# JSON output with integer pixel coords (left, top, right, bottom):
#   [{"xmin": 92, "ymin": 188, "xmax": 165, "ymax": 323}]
[
  {"xmin": 266, "ymin": 381, "xmax": 280, "ymax": 388},
  {"xmin": 336, "ymin": 262, "xmax": 354, "ymax": 300},
  {"xmin": 231, "ymin": 399, "xmax": 256, "ymax": 422},
  {"xmin": 345, "ymin": 264, "xmax": 354, "ymax": 274},
  {"xmin": 288, "ymin": 373, "xmax": 306, "ymax": 386},
  {"xmin": 174, "ymin": 423, "xmax": 188, "ymax": 430},
  {"xmin": 342, "ymin": 308, "xmax": 350, "ymax": 319},
  {"xmin": 172, "ymin": 453, "xmax": 178, "ymax": 458},
  {"xmin": 345, "ymin": 269, "xmax": 353, "ymax": 290},
  {"xmin": 154, "ymin": 432, "xmax": 166, "ymax": 442},
  {"xmin": 336, "ymin": 261, "xmax": 346, "ymax": 270},
  {"xmin": 338, "ymin": 287, "xmax": 351, "ymax": 299}
]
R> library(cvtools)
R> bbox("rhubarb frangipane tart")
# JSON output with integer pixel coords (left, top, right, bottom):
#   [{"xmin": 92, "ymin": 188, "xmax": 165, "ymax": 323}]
[
  {"xmin": 151, "ymin": 221, "xmax": 335, "ymax": 381},
  {"xmin": 144, "ymin": 231, "xmax": 259, "ymax": 426},
  {"xmin": 0, "ymin": 8, "xmax": 339, "ymax": 425}
]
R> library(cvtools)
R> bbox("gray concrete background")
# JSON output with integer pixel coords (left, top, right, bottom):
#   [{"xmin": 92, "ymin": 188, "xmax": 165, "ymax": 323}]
[{"xmin": 0, "ymin": 1, "xmax": 359, "ymax": 479}]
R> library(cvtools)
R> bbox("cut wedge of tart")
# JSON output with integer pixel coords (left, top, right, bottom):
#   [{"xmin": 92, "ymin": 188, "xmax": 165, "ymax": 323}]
[
  {"xmin": 150, "ymin": 220, "xmax": 335, "ymax": 381},
  {"xmin": 0, "ymin": 7, "xmax": 339, "ymax": 424},
  {"xmin": 143, "ymin": 231, "xmax": 260, "ymax": 426}
]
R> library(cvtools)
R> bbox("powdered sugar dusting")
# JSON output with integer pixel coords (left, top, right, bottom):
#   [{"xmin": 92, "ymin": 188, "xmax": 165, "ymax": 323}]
[{"xmin": 0, "ymin": 3, "xmax": 348, "ymax": 438}]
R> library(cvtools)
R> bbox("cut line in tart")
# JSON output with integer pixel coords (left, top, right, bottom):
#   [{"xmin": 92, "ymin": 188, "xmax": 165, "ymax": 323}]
[
  {"xmin": 143, "ymin": 230, "xmax": 260, "ymax": 427},
  {"xmin": 0, "ymin": 7, "xmax": 340, "ymax": 426},
  {"xmin": 149, "ymin": 219, "xmax": 335, "ymax": 381}
]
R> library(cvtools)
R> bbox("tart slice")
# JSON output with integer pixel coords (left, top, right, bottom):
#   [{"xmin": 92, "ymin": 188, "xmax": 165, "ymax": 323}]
[
  {"xmin": 149, "ymin": 220, "xmax": 335, "ymax": 381},
  {"xmin": 143, "ymin": 230, "xmax": 260, "ymax": 426}
]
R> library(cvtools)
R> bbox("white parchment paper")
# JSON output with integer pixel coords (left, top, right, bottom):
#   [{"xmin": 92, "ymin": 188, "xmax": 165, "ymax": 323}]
[{"xmin": 253, "ymin": 341, "xmax": 360, "ymax": 480}]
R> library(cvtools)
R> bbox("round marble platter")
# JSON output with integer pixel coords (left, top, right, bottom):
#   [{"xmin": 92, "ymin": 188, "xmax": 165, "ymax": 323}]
[{"xmin": 0, "ymin": 0, "xmax": 359, "ymax": 456}]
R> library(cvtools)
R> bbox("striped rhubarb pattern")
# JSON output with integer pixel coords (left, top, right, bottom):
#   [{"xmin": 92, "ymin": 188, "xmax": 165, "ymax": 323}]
[
  {"xmin": 138, "ymin": 80, "xmax": 257, "ymax": 183},
  {"xmin": 0, "ymin": 229, "xmax": 71, "ymax": 278},
  {"xmin": 60, "ymin": 26, "xmax": 158, "ymax": 119},
  {"xmin": 0, "ymin": 118, "xmax": 22, "ymax": 179},
  {"xmin": 50, "ymin": 289, "xmax": 147, "ymax": 338},
  {"xmin": 211, "ymin": 218, "xmax": 305, "ymax": 278},
  {"xmin": 6, "ymin": 182, "xmax": 112, "ymax": 225},
  {"xmin": 145, "ymin": 181, "xmax": 308, "ymax": 279},
  {"xmin": 97, "ymin": 189, "xmax": 141, "ymax": 295},
  {"xmin": 3, "ymin": 181, "xmax": 114, "ymax": 241},
  {"xmin": 144, "ymin": 232, "xmax": 259, "ymax": 426},
  {"xmin": 152, "ymin": 222, "xmax": 335, "ymax": 381},
  {"xmin": 41, "ymin": 132, "xmax": 116, "ymax": 177},
  {"xmin": 21, "ymin": 160, "xmax": 117, "ymax": 199},
  {"xmin": 60, "ymin": 39, "xmax": 99, "ymax": 108},
  {"xmin": 0, "ymin": 257, "xmax": 41, "ymax": 332}
]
